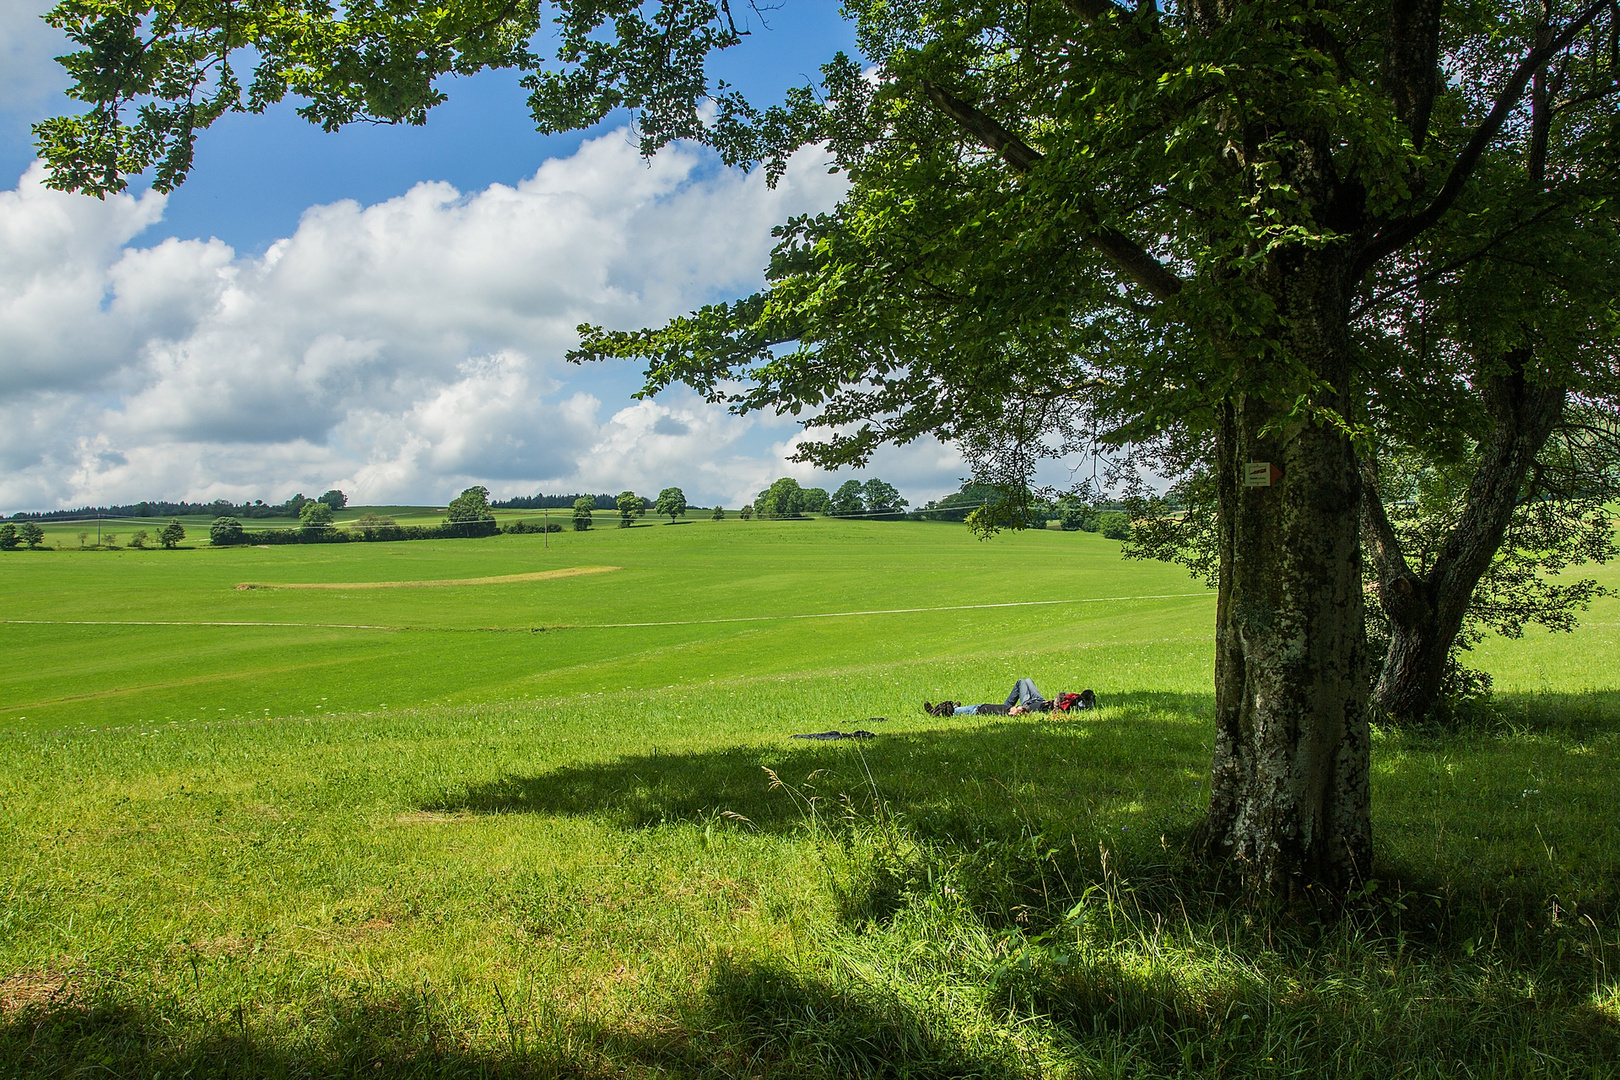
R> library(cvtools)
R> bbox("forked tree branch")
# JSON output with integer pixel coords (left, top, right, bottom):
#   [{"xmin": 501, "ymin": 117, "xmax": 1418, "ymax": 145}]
[
  {"xmin": 920, "ymin": 80, "xmax": 1185, "ymax": 300},
  {"xmin": 1360, "ymin": 476, "xmax": 1408, "ymax": 570},
  {"xmin": 1355, "ymin": 0, "xmax": 1610, "ymax": 278},
  {"xmin": 1351, "ymin": 195, "xmax": 1574, "ymax": 318}
]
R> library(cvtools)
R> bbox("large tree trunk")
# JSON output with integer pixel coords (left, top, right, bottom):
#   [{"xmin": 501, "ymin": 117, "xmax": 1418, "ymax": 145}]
[
  {"xmin": 1364, "ymin": 358, "xmax": 1566, "ymax": 721},
  {"xmin": 1204, "ymin": 252, "xmax": 1372, "ymax": 899}
]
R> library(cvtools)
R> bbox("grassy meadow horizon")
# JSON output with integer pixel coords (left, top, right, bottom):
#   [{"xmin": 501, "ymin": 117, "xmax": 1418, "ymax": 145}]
[
  {"xmin": 1, "ymin": 517, "xmax": 1616, "ymax": 1077},
  {"xmin": 0, "ymin": 515, "xmax": 1226, "ymax": 732},
  {"xmin": 3, "ymin": 509, "xmax": 1613, "ymax": 729}
]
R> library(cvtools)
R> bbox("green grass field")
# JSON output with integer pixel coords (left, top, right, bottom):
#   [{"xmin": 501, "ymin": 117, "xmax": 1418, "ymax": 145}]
[
  {"xmin": 0, "ymin": 518, "xmax": 1215, "ymax": 730},
  {"xmin": 1, "ymin": 518, "xmax": 1616, "ymax": 1078}
]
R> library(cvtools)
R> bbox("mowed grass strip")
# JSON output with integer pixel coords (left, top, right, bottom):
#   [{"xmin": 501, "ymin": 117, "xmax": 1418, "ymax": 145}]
[
  {"xmin": 233, "ymin": 565, "xmax": 622, "ymax": 590},
  {"xmin": 0, "ymin": 522, "xmax": 1616, "ymax": 1078}
]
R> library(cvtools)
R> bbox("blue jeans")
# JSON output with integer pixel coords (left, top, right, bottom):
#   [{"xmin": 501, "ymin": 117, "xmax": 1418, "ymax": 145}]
[
  {"xmin": 954, "ymin": 680, "xmax": 1045, "ymax": 715},
  {"xmin": 1005, "ymin": 679, "xmax": 1045, "ymax": 708}
]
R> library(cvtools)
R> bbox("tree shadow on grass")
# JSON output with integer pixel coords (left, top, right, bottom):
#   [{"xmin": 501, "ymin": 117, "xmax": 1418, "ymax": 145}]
[
  {"xmin": 1367, "ymin": 688, "xmax": 1620, "ymax": 954},
  {"xmin": 6, "ymin": 950, "xmax": 1615, "ymax": 1080},
  {"xmin": 696, "ymin": 953, "xmax": 1620, "ymax": 1079},
  {"xmin": 437, "ymin": 690, "xmax": 1217, "ymax": 842},
  {"xmin": 9, "ymin": 692, "xmax": 1618, "ymax": 1079},
  {"xmin": 0, "ymin": 998, "xmax": 604, "ymax": 1080},
  {"xmin": 0, "ymin": 970, "xmax": 1026, "ymax": 1080},
  {"xmin": 440, "ymin": 688, "xmax": 1620, "ymax": 940}
]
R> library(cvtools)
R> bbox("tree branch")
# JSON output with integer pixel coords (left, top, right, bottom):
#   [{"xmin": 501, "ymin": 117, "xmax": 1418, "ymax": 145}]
[
  {"xmin": 1429, "ymin": 360, "xmax": 1567, "ymax": 604},
  {"xmin": 1528, "ymin": 16, "xmax": 1554, "ymax": 186},
  {"xmin": 1359, "ymin": 456, "xmax": 1416, "ymax": 583},
  {"xmin": 919, "ymin": 80, "xmax": 1184, "ymax": 300},
  {"xmin": 1554, "ymin": 78, "xmax": 1620, "ymax": 112},
  {"xmin": 1355, "ymin": 0, "xmax": 1609, "ymax": 278},
  {"xmin": 921, "ymin": 81, "xmax": 1043, "ymax": 169},
  {"xmin": 1351, "ymin": 196, "xmax": 1576, "ymax": 318}
]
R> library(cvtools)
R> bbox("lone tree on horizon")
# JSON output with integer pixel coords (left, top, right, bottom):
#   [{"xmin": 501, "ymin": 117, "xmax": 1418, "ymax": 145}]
[
  {"xmin": 615, "ymin": 490, "xmax": 644, "ymax": 527},
  {"xmin": 446, "ymin": 486, "xmax": 495, "ymax": 523},
  {"xmin": 655, "ymin": 487, "xmax": 688, "ymax": 522},
  {"xmin": 299, "ymin": 501, "xmax": 335, "ymax": 531}
]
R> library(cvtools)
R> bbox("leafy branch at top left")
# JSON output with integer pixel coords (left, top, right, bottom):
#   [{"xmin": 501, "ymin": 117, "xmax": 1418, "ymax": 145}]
[{"xmin": 32, "ymin": 0, "xmax": 764, "ymax": 197}]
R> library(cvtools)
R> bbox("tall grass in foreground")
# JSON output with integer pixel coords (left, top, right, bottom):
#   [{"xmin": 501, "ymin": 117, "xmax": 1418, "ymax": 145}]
[{"xmin": 1, "ymin": 675, "xmax": 1616, "ymax": 1078}]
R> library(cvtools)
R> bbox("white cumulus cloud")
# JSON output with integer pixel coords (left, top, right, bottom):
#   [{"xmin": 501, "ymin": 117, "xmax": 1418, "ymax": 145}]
[
  {"xmin": 0, "ymin": 131, "xmax": 929, "ymax": 509},
  {"xmin": 0, "ymin": 128, "xmax": 978, "ymax": 513}
]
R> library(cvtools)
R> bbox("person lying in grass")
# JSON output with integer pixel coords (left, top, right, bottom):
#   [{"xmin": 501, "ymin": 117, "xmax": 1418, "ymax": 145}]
[{"xmin": 925, "ymin": 681, "xmax": 1095, "ymax": 717}]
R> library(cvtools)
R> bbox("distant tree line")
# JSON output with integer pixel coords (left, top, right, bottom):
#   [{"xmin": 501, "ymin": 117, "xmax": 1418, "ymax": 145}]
[
  {"xmin": 5, "ymin": 478, "xmax": 1158, "ymax": 543},
  {"xmin": 907, "ymin": 483, "xmax": 1141, "ymax": 538},
  {"xmin": 906, "ymin": 483, "xmax": 1011, "ymax": 523},
  {"xmin": 1, "ymin": 518, "xmax": 193, "ymax": 550},
  {"xmin": 209, "ymin": 488, "xmax": 494, "ymax": 546},
  {"xmin": 830, "ymin": 479, "xmax": 907, "ymax": 518},
  {"xmin": 7, "ymin": 490, "xmax": 348, "ymax": 522},
  {"xmin": 492, "ymin": 492, "xmax": 618, "ymax": 510},
  {"xmin": 219, "ymin": 520, "xmax": 500, "ymax": 545},
  {"xmin": 212, "ymin": 488, "xmax": 495, "ymax": 544},
  {"xmin": 721, "ymin": 477, "xmax": 1134, "ymax": 530},
  {"xmin": 739, "ymin": 477, "xmax": 909, "ymax": 520}
]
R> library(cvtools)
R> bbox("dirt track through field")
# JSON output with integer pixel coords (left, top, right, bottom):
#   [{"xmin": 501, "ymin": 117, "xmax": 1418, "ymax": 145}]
[{"xmin": 232, "ymin": 565, "xmax": 621, "ymax": 590}]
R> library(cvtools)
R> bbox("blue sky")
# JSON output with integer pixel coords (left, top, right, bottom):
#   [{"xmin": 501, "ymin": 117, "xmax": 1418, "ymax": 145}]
[
  {"xmin": 0, "ymin": 3, "xmax": 982, "ymax": 512},
  {"xmin": 2, "ymin": 2, "xmax": 859, "ymax": 253}
]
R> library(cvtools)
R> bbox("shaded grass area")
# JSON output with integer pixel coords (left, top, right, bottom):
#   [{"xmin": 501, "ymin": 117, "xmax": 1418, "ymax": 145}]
[
  {"xmin": 443, "ymin": 691, "xmax": 1210, "ymax": 836},
  {"xmin": 2, "ymin": 682, "xmax": 1617, "ymax": 1077}
]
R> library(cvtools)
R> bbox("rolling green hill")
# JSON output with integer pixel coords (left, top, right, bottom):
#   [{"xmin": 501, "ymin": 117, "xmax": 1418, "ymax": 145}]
[{"xmin": 0, "ymin": 519, "xmax": 1222, "ymax": 730}]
